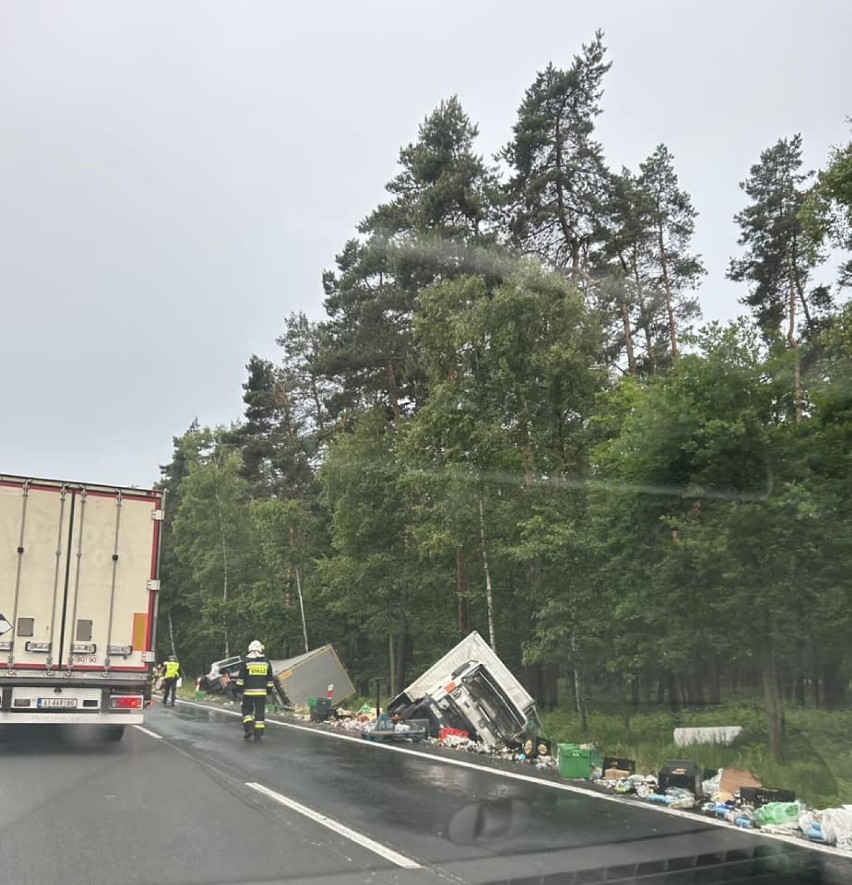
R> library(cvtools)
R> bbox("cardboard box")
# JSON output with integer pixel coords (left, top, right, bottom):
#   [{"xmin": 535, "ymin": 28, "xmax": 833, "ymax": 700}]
[{"xmin": 718, "ymin": 767, "xmax": 762, "ymax": 802}]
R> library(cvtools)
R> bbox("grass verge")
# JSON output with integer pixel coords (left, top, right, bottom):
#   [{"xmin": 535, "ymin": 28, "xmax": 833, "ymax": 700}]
[{"xmin": 538, "ymin": 702, "xmax": 852, "ymax": 807}]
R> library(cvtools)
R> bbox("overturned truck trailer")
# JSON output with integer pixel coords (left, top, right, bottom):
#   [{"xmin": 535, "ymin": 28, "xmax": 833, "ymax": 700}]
[
  {"xmin": 201, "ymin": 644, "xmax": 356, "ymax": 709},
  {"xmin": 269, "ymin": 645, "xmax": 356, "ymax": 708},
  {"xmin": 388, "ymin": 631, "xmax": 537, "ymax": 747}
]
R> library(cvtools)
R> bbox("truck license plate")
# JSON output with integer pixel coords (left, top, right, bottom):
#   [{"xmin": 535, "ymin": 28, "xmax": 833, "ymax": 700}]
[{"xmin": 37, "ymin": 697, "xmax": 78, "ymax": 709}]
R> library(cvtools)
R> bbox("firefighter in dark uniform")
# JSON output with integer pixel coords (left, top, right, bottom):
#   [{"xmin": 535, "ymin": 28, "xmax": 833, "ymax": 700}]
[{"xmin": 235, "ymin": 640, "xmax": 274, "ymax": 740}]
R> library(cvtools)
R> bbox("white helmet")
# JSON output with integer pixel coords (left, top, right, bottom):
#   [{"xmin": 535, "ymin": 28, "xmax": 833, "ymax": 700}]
[{"xmin": 248, "ymin": 640, "xmax": 264, "ymax": 654}]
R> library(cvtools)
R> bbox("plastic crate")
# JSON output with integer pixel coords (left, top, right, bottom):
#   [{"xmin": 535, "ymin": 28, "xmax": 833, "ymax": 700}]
[
  {"xmin": 558, "ymin": 743, "xmax": 603, "ymax": 779},
  {"xmin": 603, "ymin": 756, "xmax": 636, "ymax": 774},
  {"xmin": 740, "ymin": 787, "xmax": 796, "ymax": 807},
  {"xmin": 658, "ymin": 760, "xmax": 701, "ymax": 795}
]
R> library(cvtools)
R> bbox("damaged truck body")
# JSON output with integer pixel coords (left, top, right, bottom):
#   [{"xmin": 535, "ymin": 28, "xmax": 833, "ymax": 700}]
[
  {"xmin": 201, "ymin": 644, "xmax": 356, "ymax": 709},
  {"xmin": 388, "ymin": 631, "xmax": 538, "ymax": 747}
]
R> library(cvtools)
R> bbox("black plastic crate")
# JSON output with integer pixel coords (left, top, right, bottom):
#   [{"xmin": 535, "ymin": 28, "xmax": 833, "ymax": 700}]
[
  {"xmin": 658, "ymin": 760, "xmax": 701, "ymax": 795},
  {"xmin": 740, "ymin": 786, "xmax": 797, "ymax": 807},
  {"xmin": 521, "ymin": 736, "xmax": 553, "ymax": 758},
  {"xmin": 310, "ymin": 697, "xmax": 332, "ymax": 722},
  {"xmin": 603, "ymin": 756, "xmax": 636, "ymax": 774}
]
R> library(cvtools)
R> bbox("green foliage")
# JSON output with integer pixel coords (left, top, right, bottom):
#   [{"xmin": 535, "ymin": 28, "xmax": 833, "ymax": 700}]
[
  {"xmin": 801, "ymin": 131, "xmax": 852, "ymax": 286},
  {"xmin": 540, "ymin": 702, "xmax": 852, "ymax": 807},
  {"xmin": 155, "ymin": 37, "xmax": 852, "ymax": 777}
]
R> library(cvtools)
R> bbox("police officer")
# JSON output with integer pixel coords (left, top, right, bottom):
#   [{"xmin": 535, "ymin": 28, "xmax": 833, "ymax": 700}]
[
  {"xmin": 235, "ymin": 640, "xmax": 274, "ymax": 741},
  {"xmin": 161, "ymin": 654, "xmax": 181, "ymax": 706}
]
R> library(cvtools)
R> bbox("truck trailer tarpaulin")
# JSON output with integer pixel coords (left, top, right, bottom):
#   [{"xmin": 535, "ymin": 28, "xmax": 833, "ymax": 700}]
[{"xmin": 269, "ymin": 644, "xmax": 356, "ymax": 708}]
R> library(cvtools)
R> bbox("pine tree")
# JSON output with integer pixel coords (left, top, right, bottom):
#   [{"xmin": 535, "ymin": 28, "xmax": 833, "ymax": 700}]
[
  {"xmin": 318, "ymin": 98, "xmax": 502, "ymax": 422},
  {"xmin": 728, "ymin": 134, "xmax": 824, "ymax": 420},
  {"xmin": 637, "ymin": 144, "xmax": 704, "ymax": 360},
  {"xmin": 501, "ymin": 32, "xmax": 611, "ymax": 283}
]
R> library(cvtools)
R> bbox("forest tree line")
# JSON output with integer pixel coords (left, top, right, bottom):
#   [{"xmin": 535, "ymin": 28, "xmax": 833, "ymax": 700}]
[{"xmin": 155, "ymin": 34, "xmax": 852, "ymax": 760}]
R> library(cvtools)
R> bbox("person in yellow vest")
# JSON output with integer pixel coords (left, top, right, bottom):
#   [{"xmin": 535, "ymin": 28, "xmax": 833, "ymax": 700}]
[
  {"xmin": 161, "ymin": 654, "xmax": 181, "ymax": 707},
  {"xmin": 235, "ymin": 640, "xmax": 274, "ymax": 741}
]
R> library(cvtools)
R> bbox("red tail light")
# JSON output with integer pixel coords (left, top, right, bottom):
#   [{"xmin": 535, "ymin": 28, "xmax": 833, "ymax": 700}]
[{"xmin": 110, "ymin": 695, "xmax": 143, "ymax": 709}]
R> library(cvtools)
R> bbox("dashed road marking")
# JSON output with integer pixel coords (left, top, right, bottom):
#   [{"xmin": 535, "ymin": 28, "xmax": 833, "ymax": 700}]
[{"xmin": 134, "ymin": 725, "xmax": 162, "ymax": 739}]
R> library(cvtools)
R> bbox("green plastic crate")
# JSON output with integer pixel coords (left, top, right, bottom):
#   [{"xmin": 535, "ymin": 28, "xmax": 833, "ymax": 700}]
[{"xmin": 557, "ymin": 743, "xmax": 603, "ymax": 779}]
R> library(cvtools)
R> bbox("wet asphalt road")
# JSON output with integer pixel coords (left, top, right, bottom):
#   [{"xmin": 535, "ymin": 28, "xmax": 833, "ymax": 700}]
[{"xmin": 1, "ymin": 701, "xmax": 850, "ymax": 885}]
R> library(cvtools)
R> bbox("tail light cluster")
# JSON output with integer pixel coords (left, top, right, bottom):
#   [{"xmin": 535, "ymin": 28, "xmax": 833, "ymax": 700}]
[{"xmin": 109, "ymin": 695, "xmax": 143, "ymax": 710}]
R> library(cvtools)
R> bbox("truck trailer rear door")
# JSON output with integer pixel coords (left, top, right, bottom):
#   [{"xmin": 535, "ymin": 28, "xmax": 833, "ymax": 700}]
[{"xmin": 0, "ymin": 477, "xmax": 162, "ymax": 674}]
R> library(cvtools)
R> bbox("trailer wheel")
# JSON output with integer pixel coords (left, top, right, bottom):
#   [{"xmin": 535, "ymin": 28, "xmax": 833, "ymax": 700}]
[{"xmin": 101, "ymin": 726, "xmax": 125, "ymax": 742}]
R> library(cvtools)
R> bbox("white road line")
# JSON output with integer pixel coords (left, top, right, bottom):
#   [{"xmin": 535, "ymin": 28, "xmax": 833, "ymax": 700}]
[
  {"xmin": 177, "ymin": 701, "xmax": 851, "ymax": 860},
  {"xmin": 134, "ymin": 725, "xmax": 162, "ymax": 739},
  {"xmin": 246, "ymin": 782, "xmax": 422, "ymax": 869}
]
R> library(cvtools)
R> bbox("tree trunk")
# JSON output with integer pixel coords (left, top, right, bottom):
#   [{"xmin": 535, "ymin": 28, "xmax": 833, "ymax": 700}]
[
  {"xmin": 168, "ymin": 611, "xmax": 177, "ymax": 659},
  {"xmin": 570, "ymin": 629, "xmax": 588, "ymax": 734},
  {"xmin": 478, "ymin": 496, "xmax": 497, "ymax": 651},
  {"xmin": 705, "ymin": 654, "xmax": 721, "ymax": 705},
  {"xmin": 658, "ymin": 228, "xmax": 679, "ymax": 359},
  {"xmin": 293, "ymin": 564, "xmax": 309, "ymax": 653},
  {"xmin": 762, "ymin": 647, "xmax": 784, "ymax": 762},
  {"xmin": 386, "ymin": 360, "xmax": 401, "ymax": 425},
  {"xmin": 456, "ymin": 549, "xmax": 469, "ymax": 634},
  {"xmin": 388, "ymin": 631, "xmax": 396, "ymax": 698},
  {"xmin": 213, "ymin": 467, "xmax": 230, "ymax": 658},
  {"xmin": 395, "ymin": 628, "xmax": 407, "ymax": 696},
  {"xmin": 786, "ymin": 251, "xmax": 802, "ymax": 423},
  {"xmin": 620, "ymin": 296, "xmax": 637, "ymax": 375},
  {"xmin": 822, "ymin": 661, "xmax": 846, "ymax": 710},
  {"xmin": 667, "ymin": 671, "xmax": 681, "ymax": 712}
]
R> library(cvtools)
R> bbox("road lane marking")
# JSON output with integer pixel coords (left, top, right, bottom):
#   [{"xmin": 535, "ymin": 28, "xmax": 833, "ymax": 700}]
[
  {"xmin": 178, "ymin": 700, "xmax": 852, "ymax": 860},
  {"xmin": 134, "ymin": 725, "xmax": 162, "ymax": 739},
  {"xmin": 246, "ymin": 782, "xmax": 422, "ymax": 869}
]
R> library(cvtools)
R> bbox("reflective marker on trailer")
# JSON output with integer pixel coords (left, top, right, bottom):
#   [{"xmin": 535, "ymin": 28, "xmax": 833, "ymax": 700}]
[{"xmin": 110, "ymin": 696, "xmax": 143, "ymax": 709}]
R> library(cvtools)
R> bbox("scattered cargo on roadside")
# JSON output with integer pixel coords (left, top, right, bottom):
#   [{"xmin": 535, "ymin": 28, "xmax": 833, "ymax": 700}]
[{"xmin": 197, "ymin": 631, "xmax": 850, "ymax": 853}]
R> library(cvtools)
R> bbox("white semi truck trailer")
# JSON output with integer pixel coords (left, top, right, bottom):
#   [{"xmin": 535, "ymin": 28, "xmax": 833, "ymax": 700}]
[{"xmin": 0, "ymin": 474, "xmax": 164, "ymax": 739}]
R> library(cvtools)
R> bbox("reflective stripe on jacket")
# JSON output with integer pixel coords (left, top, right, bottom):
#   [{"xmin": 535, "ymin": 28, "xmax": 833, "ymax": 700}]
[{"xmin": 236, "ymin": 656, "xmax": 274, "ymax": 697}]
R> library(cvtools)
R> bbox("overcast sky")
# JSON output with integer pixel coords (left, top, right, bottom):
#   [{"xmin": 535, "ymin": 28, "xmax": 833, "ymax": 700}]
[{"xmin": 1, "ymin": 1, "xmax": 849, "ymax": 488}]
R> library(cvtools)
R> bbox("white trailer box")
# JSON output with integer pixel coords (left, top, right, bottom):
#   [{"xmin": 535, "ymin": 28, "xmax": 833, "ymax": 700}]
[
  {"xmin": 0, "ymin": 474, "xmax": 164, "ymax": 738},
  {"xmin": 389, "ymin": 631, "xmax": 537, "ymax": 746}
]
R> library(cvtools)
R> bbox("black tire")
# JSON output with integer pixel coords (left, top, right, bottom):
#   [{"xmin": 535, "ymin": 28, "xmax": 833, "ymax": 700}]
[{"xmin": 101, "ymin": 726, "xmax": 125, "ymax": 742}]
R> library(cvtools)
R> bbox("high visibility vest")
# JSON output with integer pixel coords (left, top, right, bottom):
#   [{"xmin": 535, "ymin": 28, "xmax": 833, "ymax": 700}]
[{"xmin": 164, "ymin": 660, "xmax": 180, "ymax": 679}]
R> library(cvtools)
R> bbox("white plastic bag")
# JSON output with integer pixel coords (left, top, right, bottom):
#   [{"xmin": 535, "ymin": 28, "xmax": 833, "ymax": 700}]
[{"xmin": 176, "ymin": 677, "xmax": 183, "ymax": 689}]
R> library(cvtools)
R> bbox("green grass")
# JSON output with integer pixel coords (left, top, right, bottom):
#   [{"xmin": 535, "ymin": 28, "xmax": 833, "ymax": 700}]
[{"xmin": 539, "ymin": 702, "xmax": 852, "ymax": 807}]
